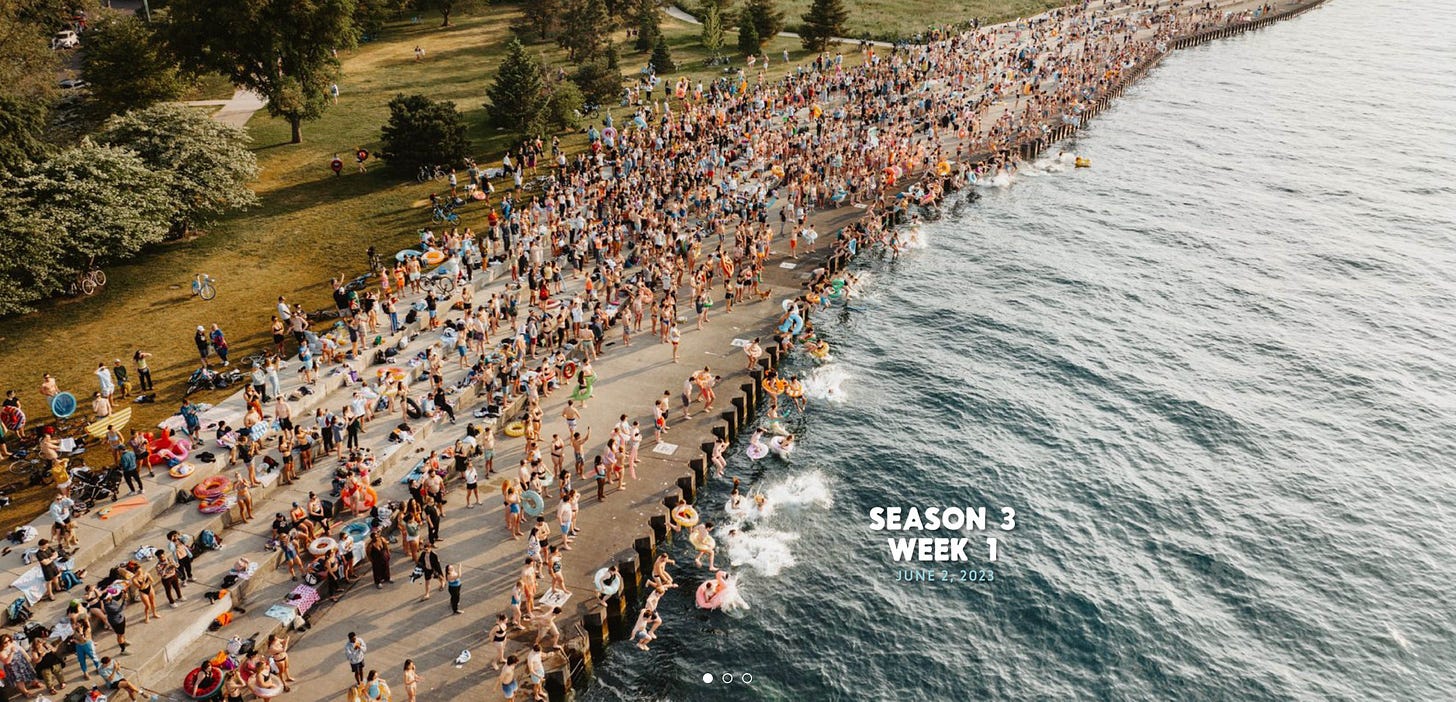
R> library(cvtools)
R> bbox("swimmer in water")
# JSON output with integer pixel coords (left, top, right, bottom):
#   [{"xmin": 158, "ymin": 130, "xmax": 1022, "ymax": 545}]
[
  {"xmin": 753, "ymin": 493, "xmax": 768, "ymax": 513},
  {"xmin": 787, "ymin": 375, "xmax": 806, "ymax": 411}
]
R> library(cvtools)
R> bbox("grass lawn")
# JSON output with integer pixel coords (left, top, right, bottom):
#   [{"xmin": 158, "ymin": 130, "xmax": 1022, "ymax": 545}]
[
  {"xmin": 0, "ymin": 4, "xmax": 848, "ymax": 528},
  {"xmin": 679, "ymin": 0, "xmax": 1067, "ymax": 41}
]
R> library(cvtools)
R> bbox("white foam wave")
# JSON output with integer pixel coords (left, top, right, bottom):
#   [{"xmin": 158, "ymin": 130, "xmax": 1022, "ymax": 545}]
[
  {"xmin": 802, "ymin": 364, "xmax": 850, "ymax": 403},
  {"xmin": 721, "ymin": 526, "xmax": 799, "ymax": 577}
]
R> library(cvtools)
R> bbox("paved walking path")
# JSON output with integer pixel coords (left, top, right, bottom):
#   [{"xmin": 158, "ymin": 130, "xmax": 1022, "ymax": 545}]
[{"xmin": 183, "ymin": 89, "xmax": 267, "ymax": 129}]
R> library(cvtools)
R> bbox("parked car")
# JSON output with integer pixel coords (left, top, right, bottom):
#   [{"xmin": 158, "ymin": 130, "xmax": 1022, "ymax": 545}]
[
  {"xmin": 58, "ymin": 78, "xmax": 88, "ymax": 90},
  {"xmin": 51, "ymin": 30, "xmax": 79, "ymax": 49}
]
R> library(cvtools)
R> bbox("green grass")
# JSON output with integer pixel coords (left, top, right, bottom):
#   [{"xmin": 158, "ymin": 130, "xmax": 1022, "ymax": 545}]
[
  {"xmin": 682, "ymin": 0, "xmax": 1067, "ymax": 41},
  {"xmin": 0, "ymin": 4, "xmax": 842, "ymax": 529}
]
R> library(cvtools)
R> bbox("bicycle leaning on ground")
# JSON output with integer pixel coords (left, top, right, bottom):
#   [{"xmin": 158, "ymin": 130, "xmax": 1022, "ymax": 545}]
[
  {"xmin": 431, "ymin": 205, "xmax": 460, "ymax": 224},
  {"xmin": 67, "ymin": 256, "xmax": 107, "ymax": 297},
  {"xmin": 192, "ymin": 273, "xmax": 217, "ymax": 301},
  {"xmin": 416, "ymin": 164, "xmax": 447, "ymax": 183}
]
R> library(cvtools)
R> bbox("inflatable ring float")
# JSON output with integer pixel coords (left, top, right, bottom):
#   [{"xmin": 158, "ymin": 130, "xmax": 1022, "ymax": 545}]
[
  {"xmin": 422, "ymin": 249, "xmax": 446, "ymax": 266},
  {"xmin": 168, "ymin": 463, "xmax": 195, "ymax": 479},
  {"xmin": 250, "ymin": 678, "xmax": 286, "ymax": 699},
  {"xmin": 696, "ymin": 577, "xmax": 737, "ymax": 610},
  {"xmin": 192, "ymin": 475, "xmax": 231, "ymax": 500},
  {"xmin": 536, "ymin": 470, "xmax": 554, "ymax": 488},
  {"xmin": 769, "ymin": 436, "xmax": 793, "ymax": 458},
  {"xmin": 183, "ymin": 666, "xmax": 224, "ymax": 700},
  {"xmin": 50, "ymin": 392, "xmax": 77, "ymax": 419},
  {"xmin": 503, "ymin": 420, "xmax": 526, "ymax": 438},
  {"xmin": 593, "ymin": 567, "xmax": 621, "ymax": 596},
  {"xmin": 561, "ymin": 361, "xmax": 578, "ymax": 380},
  {"xmin": 198, "ymin": 498, "xmax": 229, "ymax": 515},
  {"xmin": 341, "ymin": 485, "xmax": 378, "ymax": 513},
  {"xmin": 158, "ymin": 437, "xmax": 193, "ymax": 463},
  {"xmin": 521, "ymin": 489, "xmax": 545, "ymax": 517},
  {"xmin": 343, "ymin": 520, "xmax": 371, "ymax": 541},
  {"xmin": 308, "ymin": 537, "xmax": 338, "ymax": 556},
  {"xmin": 745, "ymin": 442, "xmax": 768, "ymax": 460},
  {"xmin": 688, "ymin": 529, "xmax": 716, "ymax": 552},
  {"xmin": 672, "ymin": 504, "xmax": 700, "ymax": 528},
  {"xmin": 1075, "ymin": 157, "xmax": 1091, "ymax": 168}
]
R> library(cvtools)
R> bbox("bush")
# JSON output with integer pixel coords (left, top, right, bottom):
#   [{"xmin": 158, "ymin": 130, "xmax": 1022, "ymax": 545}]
[{"xmin": 379, "ymin": 94, "xmax": 470, "ymax": 171}]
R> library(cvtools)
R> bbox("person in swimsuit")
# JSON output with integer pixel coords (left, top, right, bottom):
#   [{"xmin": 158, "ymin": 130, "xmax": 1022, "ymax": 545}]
[
  {"xmin": 526, "ymin": 645, "xmax": 547, "ymax": 701},
  {"xmin": 498, "ymin": 656, "xmax": 519, "ymax": 700},
  {"xmin": 402, "ymin": 659, "xmax": 421, "ymax": 702},
  {"xmin": 490, "ymin": 613, "xmax": 511, "ymax": 669}
]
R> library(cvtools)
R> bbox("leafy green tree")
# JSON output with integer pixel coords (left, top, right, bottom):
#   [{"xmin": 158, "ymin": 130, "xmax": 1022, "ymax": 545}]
[
  {"xmin": 10, "ymin": 140, "xmax": 173, "ymax": 271},
  {"xmin": 354, "ymin": 0, "xmax": 407, "ymax": 37},
  {"xmin": 798, "ymin": 0, "xmax": 846, "ymax": 51},
  {"xmin": 0, "ymin": 13, "xmax": 58, "ymax": 172},
  {"xmin": 572, "ymin": 43, "xmax": 623, "ymax": 107},
  {"xmin": 649, "ymin": 34, "xmax": 675, "ymax": 73},
  {"xmin": 379, "ymin": 93, "xmax": 469, "ymax": 172},
  {"xmin": 540, "ymin": 80, "xmax": 584, "ymax": 132},
  {"xmin": 0, "ymin": 96, "xmax": 50, "ymax": 176},
  {"xmin": 700, "ymin": 3, "xmax": 724, "ymax": 53},
  {"xmin": 82, "ymin": 15, "xmax": 188, "ymax": 117},
  {"xmin": 97, "ymin": 104, "xmax": 259, "ymax": 234},
  {"xmin": 744, "ymin": 0, "xmax": 783, "ymax": 43},
  {"xmin": 633, "ymin": 0, "xmax": 659, "ymax": 52},
  {"xmin": 411, "ymin": 0, "xmax": 486, "ymax": 28},
  {"xmin": 736, "ymin": 14, "xmax": 759, "ymax": 55},
  {"xmin": 167, "ymin": 0, "xmax": 358, "ymax": 144},
  {"xmin": 0, "ymin": 196, "xmax": 68, "ymax": 314},
  {"xmin": 558, "ymin": 0, "xmax": 611, "ymax": 62},
  {"xmin": 486, "ymin": 36, "xmax": 546, "ymax": 134}
]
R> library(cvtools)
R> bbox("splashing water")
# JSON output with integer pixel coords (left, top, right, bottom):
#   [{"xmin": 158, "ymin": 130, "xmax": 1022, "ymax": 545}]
[{"xmin": 802, "ymin": 365, "xmax": 850, "ymax": 404}]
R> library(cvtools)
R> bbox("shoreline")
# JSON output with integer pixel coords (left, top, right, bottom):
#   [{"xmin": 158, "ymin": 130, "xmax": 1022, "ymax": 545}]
[
  {"xmin": 0, "ymin": 1, "xmax": 1330, "ymax": 700},
  {"xmin": 544, "ymin": 0, "xmax": 1332, "ymax": 697}
]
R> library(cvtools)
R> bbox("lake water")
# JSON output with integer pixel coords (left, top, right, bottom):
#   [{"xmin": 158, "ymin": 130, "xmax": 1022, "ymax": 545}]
[{"xmin": 583, "ymin": 0, "xmax": 1456, "ymax": 699}]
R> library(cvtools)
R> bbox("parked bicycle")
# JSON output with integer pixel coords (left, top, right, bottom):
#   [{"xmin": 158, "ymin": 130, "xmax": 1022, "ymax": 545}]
[
  {"xmin": 67, "ymin": 256, "xmax": 107, "ymax": 296},
  {"xmin": 431, "ymin": 206, "xmax": 460, "ymax": 224},
  {"xmin": 192, "ymin": 273, "xmax": 217, "ymax": 300},
  {"xmin": 416, "ymin": 164, "xmax": 447, "ymax": 183},
  {"xmin": 8, "ymin": 457, "xmax": 52, "ymax": 487}
]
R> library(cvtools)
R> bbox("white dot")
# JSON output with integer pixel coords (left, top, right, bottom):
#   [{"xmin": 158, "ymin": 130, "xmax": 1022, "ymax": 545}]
[{"xmin": 702, "ymin": 673, "xmax": 714, "ymax": 684}]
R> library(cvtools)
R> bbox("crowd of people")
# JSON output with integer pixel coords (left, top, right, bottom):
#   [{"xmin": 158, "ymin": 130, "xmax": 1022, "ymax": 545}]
[{"xmin": 0, "ymin": 1, "xmax": 1272, "ymax": 699}]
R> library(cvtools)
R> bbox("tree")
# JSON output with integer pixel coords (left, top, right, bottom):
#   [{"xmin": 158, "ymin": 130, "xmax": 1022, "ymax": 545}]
[
  {"xmin": 799, "ymin": 0, "xmax": 847, "ymax": 52},
  {"xmin": 649, "ymin": 35, "xmax": 675, "ymax": 73},
  {"xmin": 378, "ymin": 93, "xmax": 469, "ymax": 172},
  {"xmin": 0, "ymin": 96, "xmax": 50, "ymax": 176},
  {"xmin": 572, "ymin": 43, "xmax": 623, "ymax": 107},
  {"xmin": 540, "ymin": 80, "xmax": 583, "ymax": 132},
  {"xmin": 558, "ymin": 0, "xmax": 611, "ymax": 62},
  {"xmin": 486, "ymin": 37, "xmax": 546, "ymax": 134},
  {"xmin": 633, "ymin": 0, "xmax": 659, "ymax": 52},
  {"xmin": 0, "ymin": 196, "xmax": 69, "ymax": 314},
  {"xmin": 354, "ymin": 0, "xmax": 408, "ymax": 37},
  {"xmin": 736, "ymin": 14, "xmax": 759, "ymax": 55},
  {"xmin": 167, "ymin": 0, "xmax": 358, "ymax": 144},
  {"xmin": 10, "ymin": 140, "xmax": 173, "ymax": 271},
  {"xmin": 82, "ymin": 14, "xmax": 188, "ymax": 117},
  {"xmin": 700, "ymin": 3, "xmax": 724, "ymax": 53},
  {"xmin": 0, "ymin": 12, "xmax": 58, "ymax": 172},
  {"xmin": 743, "ymin": 0, "xmax": 783, "ymax": 44},
  {"xmin": 521, "ymin": 0, "xmax": 562, "ymax": 39},
  {"xmin": 411, "ymin": 0, "xmax": 486, "ymax": 28},
  {"xmin": 98, "ymin": 104, "xmax": 260, "ymax": 234}
]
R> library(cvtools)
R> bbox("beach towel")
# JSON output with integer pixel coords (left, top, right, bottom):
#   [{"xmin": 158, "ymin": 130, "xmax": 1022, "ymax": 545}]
[{"xmin": 11, "ymin": 566, "xmax": 46, "ymax": 604}]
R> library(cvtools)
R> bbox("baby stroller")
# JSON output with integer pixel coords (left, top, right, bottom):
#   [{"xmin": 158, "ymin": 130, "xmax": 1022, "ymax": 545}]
[{"xmin": 71, "ymin": 465, "xmax": 122, "ymax": 508}]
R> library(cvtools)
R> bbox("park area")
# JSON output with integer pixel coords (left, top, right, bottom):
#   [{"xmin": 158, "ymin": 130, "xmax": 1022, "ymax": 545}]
[{"xmin": 0, "ymin": 2, "xmax": 863, "ymax": 528}]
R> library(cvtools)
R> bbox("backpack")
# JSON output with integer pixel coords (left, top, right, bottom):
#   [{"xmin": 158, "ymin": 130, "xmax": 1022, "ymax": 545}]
[
  {"xmin": 6, "ymin": 597, "xmax": 32, "ymax": 625},
  {"xmin": 176, "ymin": 489, "xmax": 195, "ymax": 505},
  {"xmin": 197, "ymin": 529, "xmax": 221, "ymax": 552}
]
